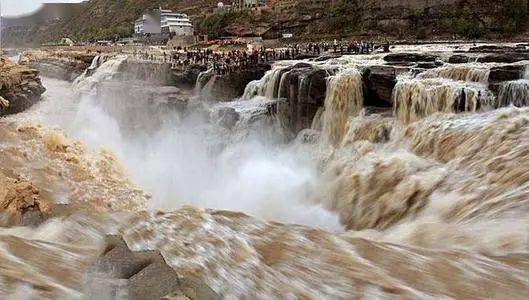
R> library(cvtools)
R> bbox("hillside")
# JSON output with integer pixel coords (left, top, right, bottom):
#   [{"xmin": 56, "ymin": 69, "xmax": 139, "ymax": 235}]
[
  {"xmin": 2, "ymin": 0, "xmax": 528, "ymax": 46},
  {"xmin": 2, "ymin": 0, "xmax": 218, "ymax": 46}
]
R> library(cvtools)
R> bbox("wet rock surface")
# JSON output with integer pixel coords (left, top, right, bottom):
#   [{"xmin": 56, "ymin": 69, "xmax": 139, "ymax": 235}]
[
  {"xmin": 476, "ymin": 53, "xmax": 529, "ymax": 63},
  {"xmin": 276, "ymin": 64, "xmax": 335, "ymax": 135},
  {"xmin": 86, "ymin": 235, "xmax": 220, "ymax": 300},
  {"xmin": 0, "ymin": 58, "xmax": 46, "ymax": 117},
  {"xmin": 383, "ymin": 53, "xmax": 438, "ymax": 63},
  {"xmin": 362, "ymin": 66, "xmax": 403, "ymax": 107},
  {"xmin": 0, "ymin": 171, "xmax": 48, "ymax": 227},
  {"xmin": 173, "ymin": 64, "xmax": 209, "ymax": 89},
  {"xmin": 216, "ymin": 107, "xmax": 240, "ymax": 129},
  {"xmin": 448, "ymin": 54, "xmax": 471, "ymax": 64},
  {"xmin": 469, "ymin": 45, "xmax": 529, "ymax": 53},
  {"xmin": 200, "ymin": 64, "xmax": 271, "ymax": 101},
  {"xmin": 489, "ymin": 65, "xmax": 525, "ymax": 83}
]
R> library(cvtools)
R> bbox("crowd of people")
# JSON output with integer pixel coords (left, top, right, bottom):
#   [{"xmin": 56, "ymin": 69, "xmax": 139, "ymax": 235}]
[
  {"xmin": 133, "ymin": 39, "xmax": 390, "ymax": 75},
  {"xmin": 168, "ymin": 47, "xmax": 297, "ymax": 75}
]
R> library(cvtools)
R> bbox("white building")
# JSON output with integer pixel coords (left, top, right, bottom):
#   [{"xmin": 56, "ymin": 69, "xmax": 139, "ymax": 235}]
[
  {"xmin": 135, "ymin": 11, "xmax": 162, "ymax": 35},
  {"xmin": 160, "ymin": 10, "xmax": 194, "ymax": 36}
]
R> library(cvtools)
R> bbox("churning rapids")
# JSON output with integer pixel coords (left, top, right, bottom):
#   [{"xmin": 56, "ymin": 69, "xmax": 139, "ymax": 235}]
[{"xmin": 1, "ymin": 44, "xmax": 529, "ymax": 299}]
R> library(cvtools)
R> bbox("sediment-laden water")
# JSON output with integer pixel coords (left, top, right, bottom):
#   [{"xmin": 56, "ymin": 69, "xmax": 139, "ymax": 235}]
[{"xmin": 1, "ymin": 45, "xmax": 529, "ymax": 298}]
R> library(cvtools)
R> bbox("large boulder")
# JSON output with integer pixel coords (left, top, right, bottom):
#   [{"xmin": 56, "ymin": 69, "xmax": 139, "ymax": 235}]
[
  {"xmin": 416, "ymin": 61, "xmax": 444, "ymax": 69},
  {"xmin": 28, "ymin": 59, "xmax": 90, "ymax": 81},
  {"xmin": 0, "ymin": 171, "xmax": 48, "ymax": 227}
]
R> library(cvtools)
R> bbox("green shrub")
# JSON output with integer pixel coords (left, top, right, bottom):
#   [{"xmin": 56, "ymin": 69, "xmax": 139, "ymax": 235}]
[
  {"xmin": 451, "ymin": 17, "xmax": 485, "ymax": 38},
  {"xmin": 503, "ymin": 0, "xmax": 527, "ymax": 33},
  {"xmin": 198, "ymin": 11, "xmax": 246, "ymax": 38},
  {"xmin": 327, "ymin": 0, "xmax": 361, "ymax": 34}
]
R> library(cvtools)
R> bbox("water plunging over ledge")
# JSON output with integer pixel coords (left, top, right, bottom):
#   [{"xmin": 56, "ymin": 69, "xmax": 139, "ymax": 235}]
[{"xmin": 2, "ymin": 46, "xmax": 529, "ymax": 298}]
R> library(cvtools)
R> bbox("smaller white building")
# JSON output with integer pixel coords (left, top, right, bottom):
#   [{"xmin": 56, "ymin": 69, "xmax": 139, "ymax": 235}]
[
  {"xmin": 134, "ymin": 18, "xmax": 145, "ymax": 34},
  {"xmin": 160, "ymin": 10, "xmax": 194, "ymax": 36}
]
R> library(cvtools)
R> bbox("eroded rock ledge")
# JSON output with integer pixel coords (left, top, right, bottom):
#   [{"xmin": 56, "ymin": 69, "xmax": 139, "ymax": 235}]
[
  {"xmin": 20, "ymin": 48, "xmax": 98, "ymax": 81},
  {"xmin": 0, "ymin": 58, "xmax": 46, "ymax": 117}
]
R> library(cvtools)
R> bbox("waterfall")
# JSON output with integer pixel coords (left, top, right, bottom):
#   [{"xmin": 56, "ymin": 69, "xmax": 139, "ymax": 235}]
[
  {"xmin": 497, "ymin": 80, "xmax": 529, "ymax": 108},
  {"xmin": 199, "ymin": 73, "xmax": 218, "ymax": 99},
  {"xmin": 242, "ymin": 65, "xmax": 289, "ymax": 100},
  {"xmin": 321, "ymin": 68, "xmax": 364, "ymax": 145},
  {"xmin": 393, "ymin": 78, "xmax": 494, "ymax": 123},
  {"xmin": 72, "ymin": 55, "xmax": 127, "ymax": 95},
  {"xmin": 418, "ymin": 64, "xmax": 491, "ymax": 83},
  {"xmin": 6, "ymin": 44, "xmax": 529, "ymax": 299},
  {"xmin": 195, "ymin": 68, "xmax": 214, "ymax": 92}
]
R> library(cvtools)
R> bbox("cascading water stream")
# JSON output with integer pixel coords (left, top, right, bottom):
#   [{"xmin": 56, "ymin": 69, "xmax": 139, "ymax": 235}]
[
  {"xmin": 321, "ymin": 68, "xmax": 364, "ymax": 145},
  {"xmin": 242, "ymin": 64, "xmax": 291, "ymax": 100},
  {"xmin": 418, "ymin": 64, "xmax": 491, "ymax": 83},
  {"xmin": 497, "ymin": 79, "xmax": 529, "ymax": 107},
  {"xmin": 33, "ymin": 55, "xmax": 343, "ymax": 231},
  {"xmin": 3, "ymin": 47, "xmax": 529, "ymax": 298},
  {"xmin": 71, "ymin": 55, "xmax": 127, "ymax": 95},
  {"xmin": 392, "ymin": 77, "xmax": 494, "ymax": 123}
]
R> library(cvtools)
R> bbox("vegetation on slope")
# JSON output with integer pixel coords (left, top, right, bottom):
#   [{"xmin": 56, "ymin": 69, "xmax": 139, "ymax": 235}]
[{"xmin": 2, "ymin": 0, "xmax": 529, "ymax": 46}]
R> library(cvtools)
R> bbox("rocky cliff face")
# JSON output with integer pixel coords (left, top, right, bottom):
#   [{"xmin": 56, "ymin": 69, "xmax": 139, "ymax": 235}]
[
  {"xmin": 2, "ymin": 0, "xmax": 527, "ymax": 45},
  {"xmin": 20, "ymin": 49, "xmax": 98, "ymax": 81},
  {"xmin": 226, "ymin": 0, "xmax": 527, "ymax": 39},
  {"xmin": 0, "ymin": 58, "xmax": 46, "ymax": 117},
  {"xmin": 198, "ymin": 65, "xmax": 272, "ymax": 101}
]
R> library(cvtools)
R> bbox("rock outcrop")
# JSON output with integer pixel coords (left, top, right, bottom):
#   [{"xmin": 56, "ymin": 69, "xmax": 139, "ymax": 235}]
[
  {"xmin": 199, "ymin": 64, "xmax": 271, "ymax": 101},
  {"xmin": 448, "ymin": 55, "xmax": 471, "ymax": 64},
  {"xmin": 20, "ymin": 49, "xmax": 97, "ymax": 81},
  {"xmin": 383, "ymin": 53, "xmax": 438, "ymax": 63},
  {"xmin": 363, "ymin": 65, "xmax": 409, "ymax": 107},
  {"xmin": 173, "ymin": 64, "xmax": 209, "ymax": 89},
  {"xmin": 488, "ymin": 64, "xmax": 527, "ymax": 95},
  {"xmin": 276, "ymin": 63, "xmax": 334, "ymax": 135},
  {"xmin": 0, "ymin": 58, "xmax": 46, "ymax": 117},
  {"xmin": 489, "ymin": 65, "xmax": 525, "ymax": 83},
  {"xmin": 476, "ymin": 53, "xmax": 529, "ymax": 63},
  {"xmin": 86, "ymin": 235, "xmax": 220, "ymax": 300},
  {"xmin": 0, "ymin": 171, "xmax": 49, "ymax": 227}
]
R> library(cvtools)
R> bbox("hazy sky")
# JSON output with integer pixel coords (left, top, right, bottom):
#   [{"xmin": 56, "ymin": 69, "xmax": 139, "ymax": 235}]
[{"xmin": 1, "ymin": 0, "xmax": 84, "ymax": 17}]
